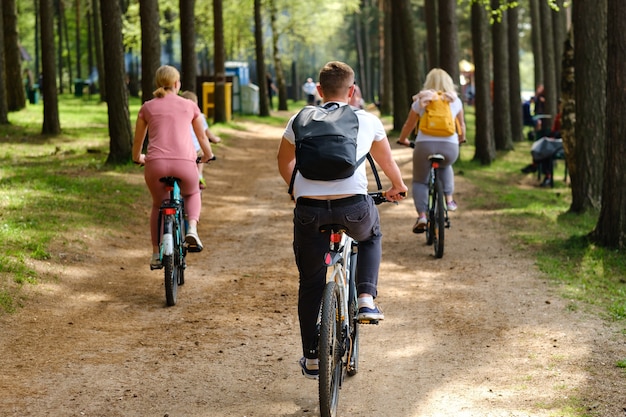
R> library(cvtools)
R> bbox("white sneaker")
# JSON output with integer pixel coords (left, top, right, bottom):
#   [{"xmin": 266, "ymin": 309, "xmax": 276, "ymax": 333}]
[
  {"xmin": 150, "ymin": 253, "xmax": 162, "ymax": 270},
  {"xmin": 185, "ymin": 230, "xmax": 203, "ymax": 252}
]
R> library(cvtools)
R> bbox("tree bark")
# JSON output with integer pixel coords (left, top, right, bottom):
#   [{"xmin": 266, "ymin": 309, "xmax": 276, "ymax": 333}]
[
  {"xmin": 269, "ymin": 0, "xmax": 287, "ymax": 111},
  {"xmin": 424, "ymin": 0, "xmax": 438, "ymax": 70},
  {"xmin": 571, "ymin": 0, "xmax": 607, "ymax": 212},
  {"xmin": 539, "ymin": 0, "xmax": 557, "ymax": 118},
  {"xmin": 254, "ymin": 0, "xmax": 269, "ymax": 117},
  {"xmin": 507, "ymin": 6, "xmax": 523, "ymax": 142},
  {"xmin": 560, "ymin": 28, "xmax": 575, "ymax": 188},
  {"xmin": 390, "ymin": 0, "xmax": 408, "ymax": 132},
  {"xmin": 100, "ymin": 0, "xmax": 133, "ymax": 164},
  {"xmin": 3, "ymin": 0, "xmax": 25, "ymax": 111},
  {"xmin": 378, "ymin": 0, "xmax": 392, "ymax": 115},
  {"xmin": 529, "ymin": 0, "xmax": 543, "ymax": 87},
  {"xmin": 397, "ymin": 0, "xmax": 420, "ymax": 96},
  {"xmin": 591, "ymin": 0, "xmax": 626, "ymax": 249},
  {"xmin": 213, "ymin": 0, "xmax": 227, "ymax": 122},
  {"xmin": 471, "ymin": 1, "xmax": 495, "ymax": 165},
  {"xmin": 491, "ymin": 2, "xmax": 513, "ymax": 151},
  {"xmin": 0, "ymin": 2, "xmax": 8, "ymax": 124},
  {"xmin": 139, "ymin": 0, "xmax": 160, "ymax": 102},
  {"xmin": 438, "ymin": 0, "xmax": 459, "ymax": 86},
  {"xmin": 180, "ymin": 0, "xmax": 197, "ymax": 93},
  {"xmin": 92, "ymin": 0, "xmax": 106, "ymax": 102},
  {"xmin": 40, "ymin": 0, "xmax": 60, "ymax": 135}
]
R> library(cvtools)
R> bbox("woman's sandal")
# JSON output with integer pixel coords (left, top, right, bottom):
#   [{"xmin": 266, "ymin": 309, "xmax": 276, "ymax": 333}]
[{"xmin": 396, "ymin": 140, "xmax": 411, "ymax": 147}]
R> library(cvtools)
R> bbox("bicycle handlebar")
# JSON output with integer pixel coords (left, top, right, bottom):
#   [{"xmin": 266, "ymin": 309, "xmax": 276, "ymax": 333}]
[
  {"xmin": 196, "ymin": 155, "xmax": 217, "ymax": 164},
  {"xmin": 369, "ymin": 191, "xmax": 407, "ymax": 205}
]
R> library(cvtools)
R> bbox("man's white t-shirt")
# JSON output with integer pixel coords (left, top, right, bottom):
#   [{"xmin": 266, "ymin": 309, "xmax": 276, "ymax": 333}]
[{"xmin": 283, "ymin": 103, "xmax": 386, "ymax": 199}]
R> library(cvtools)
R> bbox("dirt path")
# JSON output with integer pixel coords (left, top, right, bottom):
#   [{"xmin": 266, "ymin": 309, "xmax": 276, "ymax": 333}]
[{"xmin": 1, "ymin": 119, "xmax": 625, "ymax": 417}]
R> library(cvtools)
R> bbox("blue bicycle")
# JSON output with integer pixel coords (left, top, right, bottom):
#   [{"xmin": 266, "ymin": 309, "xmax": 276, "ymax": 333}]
[{"xmin": 151, "ymin": 157, "xmax": 214, "ymax": 306}]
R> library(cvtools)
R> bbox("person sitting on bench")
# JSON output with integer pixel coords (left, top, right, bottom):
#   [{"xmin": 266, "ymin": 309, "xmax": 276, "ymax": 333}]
[{"xmin": 521, "ymin": 112, "xmax": 562, "ymax": 187}]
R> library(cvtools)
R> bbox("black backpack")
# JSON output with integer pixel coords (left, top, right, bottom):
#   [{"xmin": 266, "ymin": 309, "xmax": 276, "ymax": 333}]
[{"xmin": 288, "ymin": 103, "xmax": 380, "ymax": 195}]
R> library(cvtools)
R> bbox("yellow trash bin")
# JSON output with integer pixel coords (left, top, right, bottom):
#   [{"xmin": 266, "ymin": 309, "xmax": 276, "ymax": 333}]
[{"xmin": 202, "ymin": 81, "xmax": 232, "ymax": 123}]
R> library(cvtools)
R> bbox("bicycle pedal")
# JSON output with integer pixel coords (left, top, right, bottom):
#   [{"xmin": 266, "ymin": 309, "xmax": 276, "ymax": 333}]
[
  {"xmin": 357, "ymin": 319, "xmax": 379, "ymax": 325},
  {"xmin": 150, "ymin": 264, "xmax": 163, "ymax": 270}
]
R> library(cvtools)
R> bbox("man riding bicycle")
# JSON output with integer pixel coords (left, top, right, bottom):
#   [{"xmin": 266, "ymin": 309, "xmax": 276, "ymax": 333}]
[{"xmin": 277, "ymin": 61, "xmax": 407, "ymax": 378}]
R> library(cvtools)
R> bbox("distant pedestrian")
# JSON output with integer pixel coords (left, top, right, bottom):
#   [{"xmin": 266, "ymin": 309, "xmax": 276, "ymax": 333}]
[
  {"xmin": 302, "ymin": 77, "xmax": 317, "ymax": 106},
  {"xmin": 266, "ymin": 73, "xmax": 278, "ymax": 110}
]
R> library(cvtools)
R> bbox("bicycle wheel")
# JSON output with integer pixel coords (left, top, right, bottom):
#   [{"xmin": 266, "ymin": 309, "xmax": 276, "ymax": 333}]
[
  {"xmin": 346, "ymin": 249, "xmax": 359, "ymax": 376},
  {"xmin": 163, "ymin": 217, "xmax": 178, "ymax": 306},
  {"xmin": 319, "ymin": 281, "xmax": 342, "ymax": 417},
  {"xmin": 433, "ymin": 179, "xmax": 445, "ymax": 258},
  {"xmin": 426, "ymin": 184, "xmax": 435, "ymax": 246}
]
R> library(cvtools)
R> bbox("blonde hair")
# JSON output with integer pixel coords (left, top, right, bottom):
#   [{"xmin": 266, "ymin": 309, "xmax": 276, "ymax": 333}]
[
  {"xmin": 180, "ymin": 90, "xmax": 198, "ymax": 104},
  {"xmin": 422, "ymin": 68, "xmax": 456, "ymax": 93},
  {"xmin": 153, "ymin": 65, "xmax": 179, "ymax": 98}
]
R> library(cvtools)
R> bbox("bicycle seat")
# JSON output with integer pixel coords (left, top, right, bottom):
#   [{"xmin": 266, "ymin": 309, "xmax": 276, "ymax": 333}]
[
  {"xmin": 159, "ymin": 176, "xmax": 182, "ymax": 186},
  {"xmin": 319, "ymin": 224, "xmax": 348, "ymax": 233},
  {"xmin": 428, "ymin": 154, "xmax": 445, "ymax": 163}
]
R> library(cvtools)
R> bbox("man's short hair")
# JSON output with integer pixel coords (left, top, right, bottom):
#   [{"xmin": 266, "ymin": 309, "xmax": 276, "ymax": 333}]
[{"xmin": 319, "ymin": 61, "xmax": 354, "ymax": 97}]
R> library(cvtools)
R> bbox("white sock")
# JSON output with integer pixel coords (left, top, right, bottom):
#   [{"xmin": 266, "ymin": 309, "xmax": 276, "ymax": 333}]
[
  {"xmin": 358, "ymin": 295, "xmax": 375, "ymax": 309},
  {"xmin": 305, "ymin": 358, "xmax": 319, "ymax": 370}
]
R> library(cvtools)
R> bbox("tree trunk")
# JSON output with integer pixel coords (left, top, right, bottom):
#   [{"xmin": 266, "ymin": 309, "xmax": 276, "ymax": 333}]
[
  {"xmin": 560, "ymin": 28, "xmax": 575, "ymax": 188},
  {"xmin": 75, "ymin": 0, "xmax": 82, "ymax": 79},
  {"xmin": 378, "ymin": 0, "xmax": 392, "ymax": 115},
  {"xmin": 40, "ymin": 0, "xmax": 60, "ymax": 135},
  {"xmin": 213, "ymin": 0, "xmax": 227, "ymax": 122},
  {"xmin": 3, "ymin": 0, "xmax": 25, "ymax": 111},
  {"xmin": 254, "ymin": 0, "xmax": 269, "ymax": 117},
  {"xmin": 424, "ymin": 0, "xmax": 438, "ymax": 70},
  {"xmin": 354, "ymin": 2, "xmax": 367, "ymax": 94},
  {"xmin": 180, "ymin": 0, "xmax": 197, "ymax": 93},
  {"xmin": 591, "ymin": 0, "xmax": 626, "ymax": 249},
  {"xmin": 539, "ymin": 0, "xmax": 557, "ymax": 118},
  {"xmin": 139, "ymin": 0, "xmax": 160, "ymax": 102},
  {"xmin": 100, "ymin": 0, "xmax": 133, "ymax": 164},
  {"xmin": 56, "ymin": 0, "xmax": 64, "ymax": 94},
  {"xmin": 0, "ymin": 2, "xmax": 8, "ymax": 124},
  {"xmin": 390, "ymin": 0, "xmax": 408, "ymax": 132},
  {"xmin": 507, "ymin": 6, "xmax": 523, "ymax": 142},
  {"xmin": 528, "ymin": 0, "xmax": 543, "ymax": 87},
  {"xmin": 491, "ymin": 2, "xmax": 513, "ymax": 151},
  {"xmin": 397, "ymin": 0, "xmax": 420, "ymax": 96},
  {"xmin": 438, "ymin": 0, "xmax": 459, "ymax": 86},
  {"xmin": 551, "ymin": 0, "xmax": 567, "ymax": 106},
  {"xmin": 269, "ymin": 0, "xmax": 287, "ymax": 111},
  {"xmin": 471, "ymin": 1, "xmax": 495, "ymax": 165},
  {"xmin": 92, "ymin": 0, "xmax": 105, "ymax": 102},
  {"xmin": 570, "ymin": 0, "xmax": 606, "ymax": 212}
]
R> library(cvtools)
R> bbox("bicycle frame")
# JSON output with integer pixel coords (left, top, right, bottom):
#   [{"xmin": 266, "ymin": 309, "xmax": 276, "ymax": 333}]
[
  {"xmin": 324, "ymin": 230, "xmax": 356, "ymax": 341},
  {"xmin": 156, "ymin": 178, "xmax": 187, "ymax": 306}
]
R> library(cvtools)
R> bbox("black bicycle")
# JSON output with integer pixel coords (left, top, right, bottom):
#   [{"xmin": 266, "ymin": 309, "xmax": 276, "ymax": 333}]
[
  {"xmin": 317, "ymin": 191, "xmax": 400, "ymax": 417},
  {"xmin": 425, "ymin": 154, "xmax": 450, "ymax": 258}
]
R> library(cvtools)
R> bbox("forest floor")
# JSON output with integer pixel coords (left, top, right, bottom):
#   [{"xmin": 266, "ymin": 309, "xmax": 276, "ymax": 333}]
[{"xmin": 1, "ymin": 116, "xmax": 625, "ymax": 417}]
